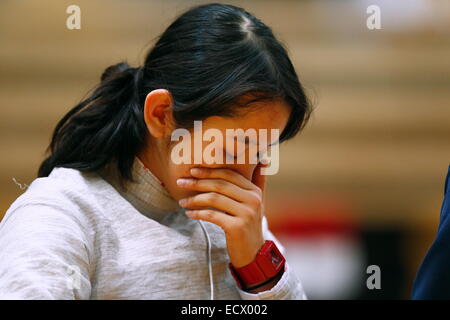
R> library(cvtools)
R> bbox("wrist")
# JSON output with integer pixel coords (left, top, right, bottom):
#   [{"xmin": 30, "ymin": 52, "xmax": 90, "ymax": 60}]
[
  {"xmin": 243, "ymin": 263, "xmax": 285, "ymax": 293},
  {"xmin": 228, "ymin": 240, "xmax": 286, "ymax": 291}
]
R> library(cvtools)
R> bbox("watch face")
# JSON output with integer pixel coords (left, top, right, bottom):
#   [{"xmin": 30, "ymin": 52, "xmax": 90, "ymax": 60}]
[
  {"xmin": 271, "ymin": 249, "xmax": 282, "ymax": 265},
  {"xmin": 257, "ymin": 241, "xmax": 285, "ymax": 278}
]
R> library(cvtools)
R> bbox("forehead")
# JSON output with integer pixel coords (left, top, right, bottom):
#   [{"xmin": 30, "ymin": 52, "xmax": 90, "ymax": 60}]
[{"xmin": 203, "ymin": 98, "xmax": 291, "ymax": 132}]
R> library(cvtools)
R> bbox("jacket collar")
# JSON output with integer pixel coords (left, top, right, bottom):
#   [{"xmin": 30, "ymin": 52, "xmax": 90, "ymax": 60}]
[{"xmin": 98, "ymin": 156, "xmax": 181, "ymax": 223}]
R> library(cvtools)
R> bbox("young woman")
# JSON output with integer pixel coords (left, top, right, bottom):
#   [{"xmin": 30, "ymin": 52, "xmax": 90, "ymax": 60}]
[{"xmin": 0, "ymin": 3, "xmax": 312, "ymax": 299}]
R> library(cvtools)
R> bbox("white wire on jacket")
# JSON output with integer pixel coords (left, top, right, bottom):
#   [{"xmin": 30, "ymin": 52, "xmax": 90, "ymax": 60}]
[{"xmin": 198, "ymin": 220, "xmax": 214, "ymax": 300}]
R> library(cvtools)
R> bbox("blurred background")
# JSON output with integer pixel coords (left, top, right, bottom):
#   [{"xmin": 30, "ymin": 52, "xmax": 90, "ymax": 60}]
[{"xmin": 0, "ymin": 0, "xmax": 449, "ymax": 299}]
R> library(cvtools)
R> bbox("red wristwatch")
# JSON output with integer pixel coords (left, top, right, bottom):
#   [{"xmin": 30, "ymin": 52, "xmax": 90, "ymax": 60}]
[{"xmin": 228, "ymin": 240, "xmax": 286, "ymax": 290}]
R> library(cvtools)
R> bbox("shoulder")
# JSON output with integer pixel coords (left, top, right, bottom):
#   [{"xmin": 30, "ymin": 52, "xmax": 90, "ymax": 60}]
[
  {"xmin": 0, "ymin": 168, "xmax": 102, "ymax": 299},
  {"xmin": 444, "ymin": 165, "xmax": 450, "ymax": 198},
  {"xmin": 1, "ymin": 167, "xmax": 110, "ymax": 239},
  {"xmin": 438, "ymin": 165, "xmax": 450, "ymax": 228}
]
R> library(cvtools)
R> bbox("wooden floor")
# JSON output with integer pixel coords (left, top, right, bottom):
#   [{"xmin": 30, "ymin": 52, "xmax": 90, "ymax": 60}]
[{"xmin": 0, "ymin": 0, "xmax": 449, "ymax": 298}]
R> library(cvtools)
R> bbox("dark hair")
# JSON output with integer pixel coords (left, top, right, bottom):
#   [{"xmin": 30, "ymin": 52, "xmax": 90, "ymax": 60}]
[{"xmin": 38, "ymin": 3, "xmax": 312, "ymax": 182}]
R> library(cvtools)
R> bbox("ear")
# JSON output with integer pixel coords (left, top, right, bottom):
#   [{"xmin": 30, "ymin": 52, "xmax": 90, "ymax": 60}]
[{"xmin": 143, "ymin": 89, "xmax": 175, "ymax": 138}]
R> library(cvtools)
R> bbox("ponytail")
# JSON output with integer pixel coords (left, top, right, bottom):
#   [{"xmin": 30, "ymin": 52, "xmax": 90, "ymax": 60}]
[{"xmin": 37, "ymin": 62, "xmax": 147, "ymax": 182}]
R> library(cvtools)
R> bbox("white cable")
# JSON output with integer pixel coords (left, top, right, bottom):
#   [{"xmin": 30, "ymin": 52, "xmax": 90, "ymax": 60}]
[{"xmin": 198, "ymin": 220, "xmax": 214, "ymax": 300}]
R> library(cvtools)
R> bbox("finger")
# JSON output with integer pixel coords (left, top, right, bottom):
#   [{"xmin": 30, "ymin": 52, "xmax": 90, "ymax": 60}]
[
  {"xmin": 184, "ymin": 209, "xmax": 235, "ymax": 232},
  {"xmin": 252, "ymin": 162, "xmax": 268, "ymax": 194},
  {"xmin": 189, "ymin": 167, "xmax": 255, "ymax": 191},
  {"xmin": 252, "ymin": 162, "xmax": 268, "ymax": 217},
  {"xmin": 179, "ymin": 192, "xmax": 253, "ymax": 218},
  {"xmin": 177, "ymin": 178, "xmax": 261, "ymax": 204}
]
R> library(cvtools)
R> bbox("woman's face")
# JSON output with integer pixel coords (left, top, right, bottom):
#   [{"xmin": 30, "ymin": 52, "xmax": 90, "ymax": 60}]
[{"xmin": 139, "ymin": 91, "xmax": 291, "ymax": 201}]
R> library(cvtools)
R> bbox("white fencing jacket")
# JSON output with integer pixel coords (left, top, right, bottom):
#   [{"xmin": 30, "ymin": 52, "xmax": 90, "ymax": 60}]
[{"xmin": 0, "ymin": 156, "xmax": 307, "ymax": 299}]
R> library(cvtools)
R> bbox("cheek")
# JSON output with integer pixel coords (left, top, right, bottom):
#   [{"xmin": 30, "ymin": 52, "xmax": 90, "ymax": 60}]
[
  {"xmin": 168, "ymin": 163, "xmax": 192, "ymax": 180},
  {"xmin": 166, "ymin": 134, "xmax": 259, "ymax": 189},
  {"xmin": 163, "ymin": 163, "xmax": 197, "ymax": 200}
]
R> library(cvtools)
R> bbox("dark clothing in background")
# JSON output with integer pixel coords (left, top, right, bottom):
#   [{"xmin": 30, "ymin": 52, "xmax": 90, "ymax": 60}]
[{"xmin": 412, "ymin": 165, "xmax": 450, "ymax": 299}]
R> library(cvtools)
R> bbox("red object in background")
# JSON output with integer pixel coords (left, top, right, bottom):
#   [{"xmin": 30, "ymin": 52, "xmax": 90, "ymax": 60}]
[
  {"xmin": 267, "ymin": 194, "xmax": 359, "ymax": 239},
  {"xmin": 265, "ymin": 193, "xmax": 364, "ymax": 299}
]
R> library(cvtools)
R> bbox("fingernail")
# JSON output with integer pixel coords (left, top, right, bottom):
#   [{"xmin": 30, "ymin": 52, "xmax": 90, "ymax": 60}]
[
  {"xmin": 190, "ymin": 168, "xmax": 202, "ymax": 175},
  {"xmin": 179, "ymin": 198, "xmax": 187, "ymax": 207},
  {"xmin": 176, "ymin": 178, "xmax": 190, "ymax": 185},
  {"xmin": 185, "ymin": 210, "xmax": 194, "ymax": 217}
]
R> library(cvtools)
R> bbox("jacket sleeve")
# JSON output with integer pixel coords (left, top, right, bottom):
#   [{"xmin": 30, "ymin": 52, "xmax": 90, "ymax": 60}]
[
  {"xmin": 237, "ymin": 215, "xmax": 308, "ymax": 300},
  {"xmin": 0, "ymin": 201, "xmax": 92, "ymax": 300}
]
